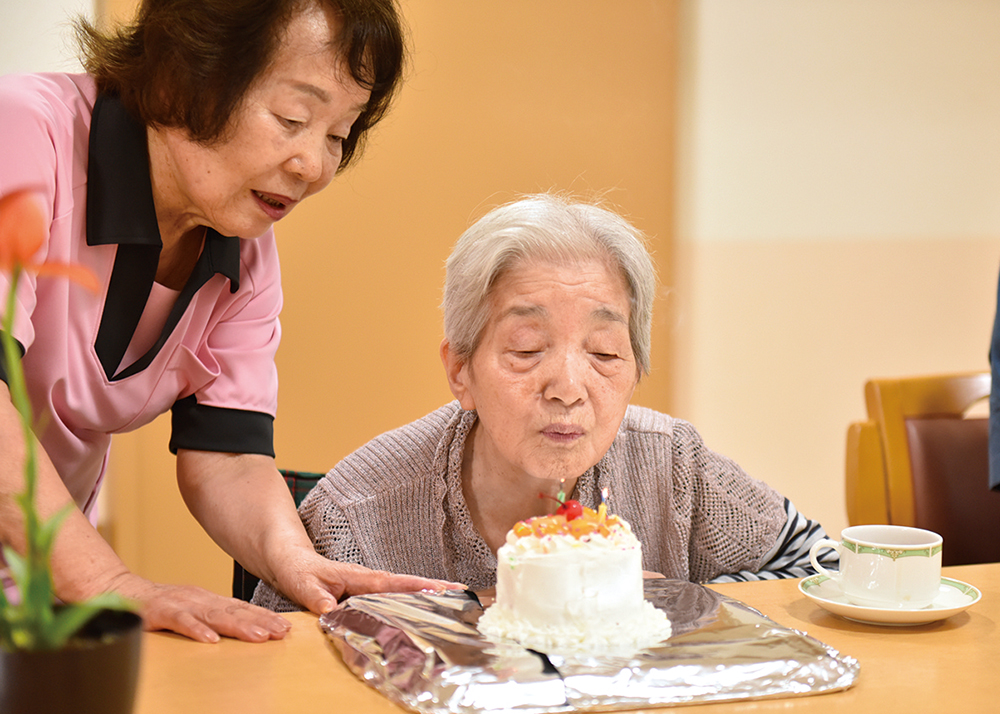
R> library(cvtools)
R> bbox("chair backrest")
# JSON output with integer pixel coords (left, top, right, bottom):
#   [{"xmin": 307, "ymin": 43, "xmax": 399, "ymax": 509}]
[
  {"xmin": 846, "ymin": 372, "xmax": 1000, "ymax": 566},
  {"xmin": 231, "ymin": 469, "xmax": 325, "ymax": 601}
]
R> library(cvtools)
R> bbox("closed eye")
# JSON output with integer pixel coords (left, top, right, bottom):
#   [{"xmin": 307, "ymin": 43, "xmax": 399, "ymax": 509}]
[{"xmin": 508, "ymin": 349, "xmax": 544, "ymax": 362}]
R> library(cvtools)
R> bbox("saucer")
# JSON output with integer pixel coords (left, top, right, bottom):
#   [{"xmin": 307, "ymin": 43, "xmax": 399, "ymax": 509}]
[{"xmin": 798, "ymin": 575, "xmax": 981, "ymax": 625}]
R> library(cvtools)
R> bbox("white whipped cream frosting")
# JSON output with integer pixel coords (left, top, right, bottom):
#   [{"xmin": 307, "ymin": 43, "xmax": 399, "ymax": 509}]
[{"xmin": 480, "ymin": 516, "xmax": 672, "ymax": 653}]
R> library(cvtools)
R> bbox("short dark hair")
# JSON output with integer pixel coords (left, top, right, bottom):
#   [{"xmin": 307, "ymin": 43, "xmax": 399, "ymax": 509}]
[{"xmin": 75, "ymin": 0, "xmax": 405, "ymax": 170}]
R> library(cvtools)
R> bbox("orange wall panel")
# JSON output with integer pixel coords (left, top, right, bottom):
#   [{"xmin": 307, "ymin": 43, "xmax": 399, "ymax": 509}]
[{"xmin": 105, "ymin": 0, "xmax": 680, "ymax": 593}]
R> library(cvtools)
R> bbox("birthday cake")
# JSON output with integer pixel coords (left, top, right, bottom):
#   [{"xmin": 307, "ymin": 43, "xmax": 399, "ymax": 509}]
[{"xmin": 478, "ymin": 497, "xmax": 672, "ymax": 652}]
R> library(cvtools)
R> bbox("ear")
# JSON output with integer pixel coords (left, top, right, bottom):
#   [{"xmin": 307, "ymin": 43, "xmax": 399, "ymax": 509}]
[{"xmin": 440, "ymin": 339, "xmax": 476, "ymax": 410}]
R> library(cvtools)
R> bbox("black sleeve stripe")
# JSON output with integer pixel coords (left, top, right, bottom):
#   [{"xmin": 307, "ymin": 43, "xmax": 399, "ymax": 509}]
[
  {"xmin": 773, "ymin": 498, "xmax": 800, "ymax": 552},
  {"xmin": 169, "ymin": 394, "xmax": 275, "ymax": 457}
]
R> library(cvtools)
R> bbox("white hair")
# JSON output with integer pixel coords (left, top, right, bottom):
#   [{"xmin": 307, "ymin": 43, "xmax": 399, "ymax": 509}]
[{"xmin": 442, "ymin": 194, "xmax": 657, "ymax": 374}]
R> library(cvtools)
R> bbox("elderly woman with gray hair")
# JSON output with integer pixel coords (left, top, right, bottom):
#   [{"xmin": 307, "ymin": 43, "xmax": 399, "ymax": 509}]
[{"xmin": 253, "ymin": 194, "xmax": 831, "ymax": 609}]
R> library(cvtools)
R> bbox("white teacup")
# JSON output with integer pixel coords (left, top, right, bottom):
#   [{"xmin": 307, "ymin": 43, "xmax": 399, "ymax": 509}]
[{"xmin": 809, "ymin": 525, "xmax": 942, "ymax": 609}]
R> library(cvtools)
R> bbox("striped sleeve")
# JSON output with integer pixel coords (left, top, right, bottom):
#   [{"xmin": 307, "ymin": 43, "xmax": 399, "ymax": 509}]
[{"xmin": 708, "ymin": 499, "xmax": 838, "ymax": 583}]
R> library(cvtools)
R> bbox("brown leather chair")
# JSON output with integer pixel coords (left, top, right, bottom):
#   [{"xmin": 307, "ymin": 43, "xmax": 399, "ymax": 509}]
[{"xmin": 846, "ymin": 372, "xmax": 1000, "ymax": 566}]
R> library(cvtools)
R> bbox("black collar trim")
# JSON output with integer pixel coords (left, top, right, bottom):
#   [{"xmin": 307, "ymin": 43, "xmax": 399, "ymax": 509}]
[
  {"xmin": 87, "ymin": 95, "xmax": 243, "ymax": 381},
  {"xmin": 86, "ymin": 93, "xmax": 161, "ymax": 247}
]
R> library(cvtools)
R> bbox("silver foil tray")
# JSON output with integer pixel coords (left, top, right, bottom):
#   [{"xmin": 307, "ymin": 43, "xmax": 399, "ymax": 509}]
[{"xmin": 319, "ymin": 579, "xmax": 858, "ymax": 713}]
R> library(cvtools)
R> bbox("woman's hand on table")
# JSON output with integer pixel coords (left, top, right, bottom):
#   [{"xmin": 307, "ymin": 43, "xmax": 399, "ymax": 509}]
[
  {"xmin": 269, "ymin": 548, "xmax": 465, "ymax": 615},
  {"xmin": 174, "ymin": 452, "xmax": 464, "ymax": 616},
  {"xmin": 108, "ymin": 572, "xmax": 291, "ymax": 644}
]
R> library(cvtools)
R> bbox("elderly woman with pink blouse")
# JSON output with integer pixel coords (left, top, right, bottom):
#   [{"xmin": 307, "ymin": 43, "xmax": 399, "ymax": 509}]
[
  {"xmin": 0, "ymin": 0, "xmax": 453, "ymax": 644},
  {"xmin": 253, "ymin": 193, "xmax": 834, "ymax": 610}
]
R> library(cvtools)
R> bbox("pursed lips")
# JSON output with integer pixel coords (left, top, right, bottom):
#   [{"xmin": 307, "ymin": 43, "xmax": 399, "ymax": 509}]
[{"xmin": 541, "ymin": 424, "xmax": 585, "ymax": 443}]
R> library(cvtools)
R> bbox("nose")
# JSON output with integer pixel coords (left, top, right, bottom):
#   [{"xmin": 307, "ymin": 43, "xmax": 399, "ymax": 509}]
[
  {"xmin": 542, "ymin": 350, "xmax": 587, "ymax": 407},
  {"xmin": 286, "ymin": 137, "xmax": 337, "ymax": 186}
]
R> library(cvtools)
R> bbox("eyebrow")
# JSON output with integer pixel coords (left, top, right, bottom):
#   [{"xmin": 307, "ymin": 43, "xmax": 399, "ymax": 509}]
[
  {"xmin": 503, "ymin": 305, "xmax": 546, "ymax": 320},
  {"xmin": 592, "ymin": 305, "xmax": 629, "ymax": 326}
]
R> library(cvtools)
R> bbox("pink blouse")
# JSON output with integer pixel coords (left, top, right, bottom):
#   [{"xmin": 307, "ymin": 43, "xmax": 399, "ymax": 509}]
[{"xmin": 0, "ymin": 73, "xmax": 283, "ymax": 520}]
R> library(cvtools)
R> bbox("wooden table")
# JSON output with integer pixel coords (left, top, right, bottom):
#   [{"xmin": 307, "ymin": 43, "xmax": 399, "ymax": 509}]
[{"xmin": 135, "ymin": 562, "xmax": 997, "ymax": 713}]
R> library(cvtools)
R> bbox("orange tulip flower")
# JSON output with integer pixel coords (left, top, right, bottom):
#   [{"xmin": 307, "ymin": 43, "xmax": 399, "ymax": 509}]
[{"xmin": 0, "ymin": 191, "xmax": 99, "ymax": 292}]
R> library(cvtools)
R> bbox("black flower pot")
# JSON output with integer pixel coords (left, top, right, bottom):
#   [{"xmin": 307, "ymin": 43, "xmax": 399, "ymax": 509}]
[{"xmin": 0, "ymin": 608, "xmax": 143, "ymax": 714}]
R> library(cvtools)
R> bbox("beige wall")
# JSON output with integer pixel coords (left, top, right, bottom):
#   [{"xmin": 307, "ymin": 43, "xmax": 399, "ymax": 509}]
[
  {"xmin": 674, "ymin": 237, "xmax": 996, "ymax": 542},
  {"xmin": 2, "ymin": 0, "xmax": 91, "ymax": 74},
  {"xmin": 674, "ymin": 0, "xmax": 1000, "ymax": 540},
  {"xmin": 104, "ymin": 0, "xmax": 680, "ymax": 594}
]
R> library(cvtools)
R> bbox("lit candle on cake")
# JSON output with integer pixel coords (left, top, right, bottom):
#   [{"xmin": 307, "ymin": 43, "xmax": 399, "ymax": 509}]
[{"xmin": 598, "ymin": 486, "xmax": 608, "ymax": 522}]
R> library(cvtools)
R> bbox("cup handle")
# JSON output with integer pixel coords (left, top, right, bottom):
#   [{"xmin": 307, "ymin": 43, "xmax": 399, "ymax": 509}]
[{"xmin": 809, "ymin": 538, "xmax": 841, "ymax": 580}]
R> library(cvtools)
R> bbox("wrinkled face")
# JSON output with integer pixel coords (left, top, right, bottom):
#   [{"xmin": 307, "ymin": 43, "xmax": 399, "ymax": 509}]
[
  {"xmin": 151, "ymin": 5, "xmax": 371, "ymax": 239},
  {"xmin": 446, "ymin": 257, "xmax": 639, "ymax": 482}
]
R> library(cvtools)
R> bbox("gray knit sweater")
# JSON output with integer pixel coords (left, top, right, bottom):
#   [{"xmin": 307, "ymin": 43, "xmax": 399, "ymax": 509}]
[{"xmin": 253, "ymin": 402, "xmax": 800, "ymax": 610}]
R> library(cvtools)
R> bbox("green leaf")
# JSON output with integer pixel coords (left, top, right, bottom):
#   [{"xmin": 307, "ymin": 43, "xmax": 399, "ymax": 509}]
[
  {"xmin": 0, "ymin": 620, "xmax": 13, "ymax": 649},
  {"xmin": 44, "ymin": 605, "xmax": 102, "ymax": 649},
  {"xmin": 34, "ymin": 503, "xmax": 73, "ymax": 553},
  {"xmin": 23, "ymin": 560, "xmax": 54, "ymax": 613},
  {"xmin": 44, "ymin": 593, "xmax": 137, "ymax": 650},
  {"xmin": 3, "ymin": 544, "xmax": 28, "ymax": 586}
]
